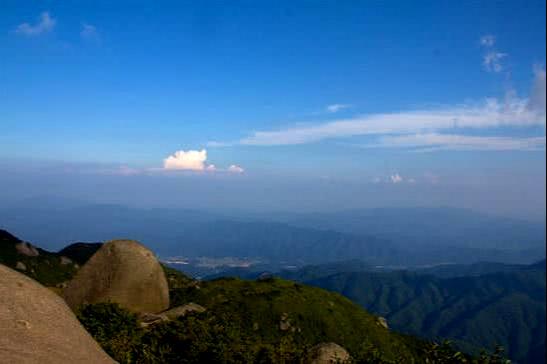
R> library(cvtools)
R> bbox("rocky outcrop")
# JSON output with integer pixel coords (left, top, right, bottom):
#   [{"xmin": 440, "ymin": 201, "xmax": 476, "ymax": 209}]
[
  {"xmin": 309, "ymin": 342, "xmax": 350, "ymax": 364},
  {"xmin": 15, "ymin": 242, "xmax": 39, "ymax": 257},
  {"xmin": 376, "ymin": 316, "xmax": 389, "ymax": 329},
  {"xmin": 0, "ymin": 264, "xmax": 115, "ymax": 364},
  {"xmin": 139, "ymin": 303, "xmax": 206, "ymax": 328},
  {"xmin": 59, "ymin": 256, "xmax": 73, "ymax": 265},
  {"xmin": 62, "ymin": 239, "xmax": 169, "ymax": 313}
]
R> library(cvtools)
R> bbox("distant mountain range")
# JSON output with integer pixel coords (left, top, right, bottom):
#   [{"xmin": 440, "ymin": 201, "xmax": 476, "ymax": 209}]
[
  {"xmin": 1, "ymin": 205, "xmax": 545, "ymax": 267},
  {"xmin": 263, "ymin": 207, "xmax": 546, "ymax": 251}
]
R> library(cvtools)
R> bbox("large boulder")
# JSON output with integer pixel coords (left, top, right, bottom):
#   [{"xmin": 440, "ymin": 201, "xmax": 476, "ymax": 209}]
[
  {"xmin": 62, "ymin": 239, "xmax": 169, "ymax": 313},
  {"xmin": 309, "ymin": 342, "xmax": 351, "ymax": 364},
  {"xmin": 0, "ymin": 264, "xmax": 115, "ymax": 364}
]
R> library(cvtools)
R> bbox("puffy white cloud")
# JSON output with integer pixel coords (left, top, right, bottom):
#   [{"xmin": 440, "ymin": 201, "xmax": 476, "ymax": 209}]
[
  {"xmin": 15, "ymin": 12, "xmax": 56, "ymax": 36},
  {"xmin": 227, "ymin": 165, "xmax": 245, "ymax": 174},
  {"xmin": 163, "ymin": 150, "xmax": 208, "ymax": 171},
  {"xmin": 162, "ymin": 150, "xmax": 244, "ymax": 173},
  {"xmin": 326, "ymin": 104, "xmax": 352, "ymax": 113}
]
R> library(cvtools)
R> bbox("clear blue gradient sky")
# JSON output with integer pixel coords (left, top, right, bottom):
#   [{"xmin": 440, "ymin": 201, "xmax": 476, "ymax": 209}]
[{"xmin": 0, "ymin": 1, "xmax": 545, "ymax": 219}]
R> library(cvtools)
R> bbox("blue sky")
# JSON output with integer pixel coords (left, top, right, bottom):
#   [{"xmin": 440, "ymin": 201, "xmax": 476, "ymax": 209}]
[{"xmin": 0, "ymin": 1, "xmax": 545, "ymax": 219}]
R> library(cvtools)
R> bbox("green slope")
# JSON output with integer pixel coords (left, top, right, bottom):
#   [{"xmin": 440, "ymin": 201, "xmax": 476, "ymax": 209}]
[
  {"xmin": 303, "ymin": 267, "xmax": 546, "ymax": 364},
  {"xmin": 78, "ymin": 271, "xmax": 508, "ymax": 364},
  {"xmin": 168, "ymin": 276, "xmax": 425, "ymax": 363}
]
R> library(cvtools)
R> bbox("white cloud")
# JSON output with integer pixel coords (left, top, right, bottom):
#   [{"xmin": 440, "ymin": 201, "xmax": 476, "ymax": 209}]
[
  {"xmin": 207, "ymin": 141, "xmax": 232, "ymax": 148},
  {"xmin": 15, "ymin": 12, "xmax": 56, "ymax": 36},
  {"xmin": 326, "ymin": 104, "xmax": 352, "ymax": 113},
  {"xmin": 162, "ymin": 149, "xmax": 244, "ymax": 173},
  {"xmin": 235, "ymin": 94, "xmax": 544, "ymax": 146},
  {"xmin": 163, "ymin": 150, "xmax": 208, "ymax": 171},
  {"xmin": 372, "ymin": 133, "xmax": 546, "ymax": 152},
  {"xmin": 479, "ymin": 35, "xmax": 508, "ymax": 73},
  {"xmin": 209, "ymin": 66, "xmax": 545, "ymax": 153},
  {"xmin": 227, "ymin": 165, "xmax": 245, "ymax": 174},
  {"xmin": 480, "ymin": 35, "xmax": 496, "ymax": 47},
  {"xmin": 81, "ymin": 23, "xmax": 99, "ymax": 42},
  {"xmin": 213, "ymin": 69, "xmax": 547, "ymax": 148},
  {"xmin": 528, "ymin": 65, "xmax": 546, "ymax": 115},
  {"xmin": 390, "ymin": 174, "xmax": 403, "ymax": 184},
  {"xmin": 483, "ymin": 51, "xmax": 507, "ymax": 73}
]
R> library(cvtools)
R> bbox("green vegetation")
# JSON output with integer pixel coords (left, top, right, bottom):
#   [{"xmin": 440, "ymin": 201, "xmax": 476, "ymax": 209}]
[
  {"xmin": 76, "ymin": 272, "xmax": 510, "ymax": 364},
  {"xmin": 301, "ymin": 267, "xmax": 545, "ymax": 363}
]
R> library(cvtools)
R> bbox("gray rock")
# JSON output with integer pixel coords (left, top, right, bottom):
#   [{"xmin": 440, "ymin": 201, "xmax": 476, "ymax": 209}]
[
  {"xmin": 0, "ymin": 264, "xmax": 115, "ymax": 364},
  {"xmin": 139, "ymin": 303, "xmax": 206, "ymax": 328},
  {"xmin": 309, "ymin": 342, "xmax": 350, "ymax": 364},
  {"xmin": 15, "ymin": 242, "xmax": 39, "ymax": 257},
  {"xmin": 59, "ymin": 256, "xmax": 73, "ymax": 265},
  {"xmin": 377, "ymin": 316, "xmax": 389, "ymax": 329},
  {"xmin": 63, "ymin": 239, "xmax": 169, "ymax": 313}
]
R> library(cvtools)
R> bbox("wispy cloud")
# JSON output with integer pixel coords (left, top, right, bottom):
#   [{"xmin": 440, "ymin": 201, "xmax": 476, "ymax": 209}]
[
  {"xmin": 210, "ymin": 67, "xmax": 545, "ymax": 150},
  {"xmin": 480, "ymin": 34, "xmax": 507, "ymax": 73},
  {"xmin": 529, "ymin": 65, "xmax": 546, "ymax": 114},
  {"xmin": 483, "ymin": 52, "xmax": 508, "ymax": 73},
  {"xmin": 14, "ymin": 12, "xmax": 56, "ymax": 36},
  {"xmin": 372, "ymin": 173, "xmax": 420, "ymax": 185},
  {"xmin": 81, "ymin": 23, "xmax": 100, "ymax": 42},
  {"xmin": 326, "ymin": 104, "xmax": 352, "ymax": 113},
  {"xmin": 227, "ymin": 165, "xmax": 245, "ymax": 174},
  {"xmin": 480, "ymin": 34, "xmax": 496, "ymax": 47},
  {"xmin": 370, "ymin": 133, "xmax": 546, "ymax": 152},
  {"xmin": 236, "ymin": 97, "xmax": 544, "ymax": 146}
]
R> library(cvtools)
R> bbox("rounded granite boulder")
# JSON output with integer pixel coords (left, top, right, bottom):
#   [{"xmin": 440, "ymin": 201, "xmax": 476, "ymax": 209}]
[
  {"xmin": 62, "ymin": 239, "xmax": 169, "ymax": 313},
  {"xmin": 0, "ymin": 264, "xmax": 115, "ymax": 364}
]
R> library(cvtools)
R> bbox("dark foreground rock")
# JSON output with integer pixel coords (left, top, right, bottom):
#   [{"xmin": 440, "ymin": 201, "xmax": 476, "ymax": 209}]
[{"xmin": 0, "ymin": 264, "xmax": 115, "ymax": 364}]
